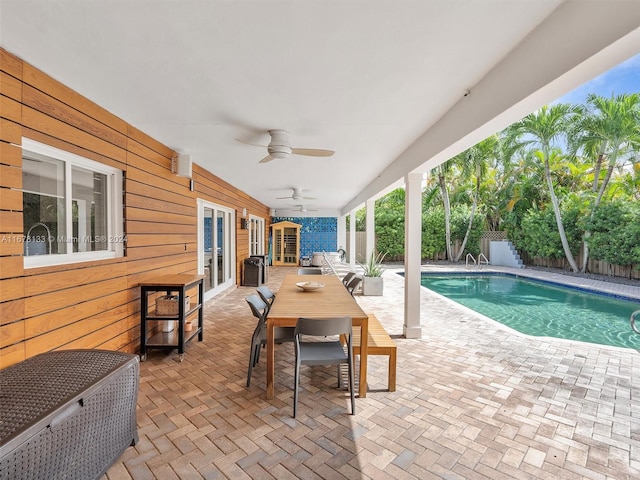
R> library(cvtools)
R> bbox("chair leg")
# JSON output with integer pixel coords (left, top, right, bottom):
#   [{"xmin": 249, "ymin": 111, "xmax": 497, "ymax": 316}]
[
  {"xmin": 293, "ymin": 361, "xmax": 300, "ymax": 418},
  {"xmin": 246, "ymin": 345, "xmax": 255, "ymax": 387},
  {"xmin": 347, "ymin": 358, "xmax": 355, "ymax": 415},
  {"xmin": 247, "ymin": 342, "xmax": 260, "ymax": 387}
]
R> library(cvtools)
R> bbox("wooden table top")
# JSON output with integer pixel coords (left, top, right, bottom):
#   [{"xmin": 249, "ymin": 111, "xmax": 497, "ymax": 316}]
[{"xmin": 268, "ymin": 274, "xmax": 367, "ymax": 323}]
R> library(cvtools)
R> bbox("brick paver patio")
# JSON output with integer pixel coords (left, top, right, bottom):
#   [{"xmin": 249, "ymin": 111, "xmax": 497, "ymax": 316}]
[{"xmin": 106, "ymin": 265, "xmax": 640, "ymax": 479}]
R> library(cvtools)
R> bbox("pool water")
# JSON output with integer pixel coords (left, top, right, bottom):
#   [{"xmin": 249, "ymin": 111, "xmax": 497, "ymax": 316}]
[{"xmin": 420, "ymin": 274, "xmax": 640, "ymax": 349}]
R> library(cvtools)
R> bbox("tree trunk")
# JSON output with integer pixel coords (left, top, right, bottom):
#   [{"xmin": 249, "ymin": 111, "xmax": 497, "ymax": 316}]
[
  {"xmin": 544, "ymin": 158, "xmax": 580, "ymax": 272},
  {"xmin": 582, "ymin": 146, "xmax": 617, "ymax": 272},
  {"xmin": 438, "ymin": 174, "xmax": 453, "ymax": 261},
  {"xmin": 454, "ymin": 193, "xmax": 478, "ymax": 262}
]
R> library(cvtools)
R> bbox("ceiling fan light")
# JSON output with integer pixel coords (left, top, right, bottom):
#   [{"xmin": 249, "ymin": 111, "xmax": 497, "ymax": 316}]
[{"xmin": 268, "ymin": 144, "xmax": 291, "ymax": 158}]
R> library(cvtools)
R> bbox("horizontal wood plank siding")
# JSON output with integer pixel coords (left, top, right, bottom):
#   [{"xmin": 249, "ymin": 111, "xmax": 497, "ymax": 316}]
[
  {"xmin": 0, "ymin": 118, "xmax": 22, "ymax": 145},
  {"xmin": 0, "ymin": 142, "xmax": 22, "ymax": 167},
  {"xmin": 0, "ymin": 47, "xmax": 271, "ymax": 367},
  {"xmin": 1, "ymin": 70, "xmax": 22, "ymax": 100}
]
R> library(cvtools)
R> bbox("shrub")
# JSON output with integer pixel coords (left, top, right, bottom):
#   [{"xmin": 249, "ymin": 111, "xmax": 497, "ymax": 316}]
[{"xmin": 587, "ymin": 200, "xmax": 640, "ymax": 266}]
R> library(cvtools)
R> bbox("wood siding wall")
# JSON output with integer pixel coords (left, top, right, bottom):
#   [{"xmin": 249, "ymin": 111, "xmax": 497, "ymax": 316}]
[{"xmin": 0, "ymin": 48, "xmax": 270, "ymax": 368}]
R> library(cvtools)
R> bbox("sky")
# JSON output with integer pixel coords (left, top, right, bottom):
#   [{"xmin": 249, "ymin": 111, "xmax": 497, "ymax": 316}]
[{"xmin": 555, "ymin": 52, "xmax": 640, "ymax": 104}]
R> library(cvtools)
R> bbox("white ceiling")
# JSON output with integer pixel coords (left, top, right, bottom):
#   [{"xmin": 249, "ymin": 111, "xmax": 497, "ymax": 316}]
[{"xmin": 2, "ymin": 1, "xmax": 639, "ymax": 216}]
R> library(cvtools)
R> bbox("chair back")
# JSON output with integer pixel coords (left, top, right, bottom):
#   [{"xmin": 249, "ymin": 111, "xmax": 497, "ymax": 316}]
[
  {"xmin": 295, "ymin": 316, "xmax": 352, "ymax": 338},
  {"xmin": 246, "ymin": 294, "xmax": 268, "ymax": 324},
  {"xmin": 341, "ymin": 272, "xmax": 356, "ymax": 286},
  {"xmin": 345, "ymin": 275, "xmax": 362, "ymax": 296},
  {"xmin": 297, "ymin": 268, "xmax": 322, "ymax": 275},
  {"xmin": 256, "ymin": 285, "xmax": 276, "ymax": 309}
]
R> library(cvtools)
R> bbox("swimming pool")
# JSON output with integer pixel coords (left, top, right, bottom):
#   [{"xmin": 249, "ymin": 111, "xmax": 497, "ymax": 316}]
[{"xmin": 420, "ymin": 273, "xmax": 640, "ymax": 349}]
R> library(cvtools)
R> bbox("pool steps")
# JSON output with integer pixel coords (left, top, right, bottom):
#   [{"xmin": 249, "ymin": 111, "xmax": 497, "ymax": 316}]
[{"xmin": 489, "ymin": 240, "xmax": 524, "ymax": 268}]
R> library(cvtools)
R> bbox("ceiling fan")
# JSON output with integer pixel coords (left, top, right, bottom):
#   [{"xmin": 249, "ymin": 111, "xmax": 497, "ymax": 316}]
[
  {"xmin": 277, "ymin": 187, "xmax": 316, "ymax": 201},
  {"xmin": 236, "ymin": 129, "xmax": 334, "ymax": 163},
  {"xmin": 292, "ymin": 205, "xmax": 318, "ymax": 213}
]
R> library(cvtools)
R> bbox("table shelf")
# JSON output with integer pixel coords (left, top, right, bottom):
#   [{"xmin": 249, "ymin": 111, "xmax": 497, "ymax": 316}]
[
  {"xmin": 145, "ymin": 327, "xmax": 200, "ymax": 347},
  {"xmin": 145, "ymin": 304, "xmax": 201, "ymax": 320}
]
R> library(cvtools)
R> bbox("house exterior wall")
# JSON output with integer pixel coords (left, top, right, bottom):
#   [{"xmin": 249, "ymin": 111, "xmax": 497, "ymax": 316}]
[{"xmin": 0, "ymin": 48, "xmax": 270, "ymax": 368}]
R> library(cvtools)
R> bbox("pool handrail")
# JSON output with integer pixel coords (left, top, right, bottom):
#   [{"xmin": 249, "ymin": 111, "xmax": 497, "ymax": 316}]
[
  {"xmin": 466, "ymin": 253, "xmax": 489, "ymax": 269},
  {"xmin": 632, "ymin": 310, "xmax": 640, "ymax": 335},
  {"xmin": 465, "ymin": 253, "xmax": 476, "ymax": 269}
]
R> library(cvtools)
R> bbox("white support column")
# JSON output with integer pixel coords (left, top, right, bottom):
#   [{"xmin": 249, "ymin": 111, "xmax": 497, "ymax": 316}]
[
  {"xmin": 337, "ymin": 214, "xmax": 347, "ymax": 259},
  {"xmin": 349, "ymin": 210, "xmax": 357, "ymax": 268},
  {"xmin": 404, "ymin": 172, "xmax": 423, "ymax": 338},
  {"xmin": 365, "ymin": 199, "xmax": 375, "ymax": 263}
]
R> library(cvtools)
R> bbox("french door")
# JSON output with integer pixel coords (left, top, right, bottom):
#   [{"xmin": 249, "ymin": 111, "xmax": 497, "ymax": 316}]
[{"xmin": 197, "ymin": 199, "xmax": 235, "ymax": 301}]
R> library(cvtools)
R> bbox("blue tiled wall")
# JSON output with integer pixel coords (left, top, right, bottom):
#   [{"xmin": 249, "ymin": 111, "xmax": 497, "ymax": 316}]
[{"xmin": 272, "ymin": 217, "xmax": 337, "ymax": 258}]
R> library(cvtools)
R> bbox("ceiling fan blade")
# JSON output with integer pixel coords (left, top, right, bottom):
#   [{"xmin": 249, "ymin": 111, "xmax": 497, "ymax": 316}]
[
  {"xmin": 291, "ymin": 148, "xmax": 335, "ymax": 157},
  {"xmin": 236, "ymin": 138, "xmax": 267, "ymax": 148},
  {"xmin": 259, "ymin": 155, "xmax": 274, "ymax": 163}
]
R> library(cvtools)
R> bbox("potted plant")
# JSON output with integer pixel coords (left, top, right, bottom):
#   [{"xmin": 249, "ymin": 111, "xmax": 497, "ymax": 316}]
[{"xmin": 359, "ymin": 251, "xmax": 386, "ymax": 296}]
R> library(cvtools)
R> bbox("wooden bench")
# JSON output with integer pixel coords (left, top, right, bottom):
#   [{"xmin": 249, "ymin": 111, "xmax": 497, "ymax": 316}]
[{"xmin": 351, "ymin": 314, "xmax": 397, "ymax": 392}]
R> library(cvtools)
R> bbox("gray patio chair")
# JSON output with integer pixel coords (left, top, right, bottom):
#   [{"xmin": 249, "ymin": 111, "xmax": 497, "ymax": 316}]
[
  {"xmin": 256, "ymin": 285, "xmax": 276, "ymax": 313},
  {"xmin": 245, "ymin": 295, "xmax": 294, "ymax": 387},
  {"xmin": 297, "ymin": 268, "xmax": 322, "ymax": 275},
  {"xmin": 345, "ymin": 275, "xmax": 363, "ymax": 296},
  {"xmin": 293, "ymin": 316, "xmax": 355, "ymax": 418}
]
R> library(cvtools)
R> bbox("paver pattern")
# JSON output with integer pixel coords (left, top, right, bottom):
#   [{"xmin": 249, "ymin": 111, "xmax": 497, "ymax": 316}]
[{"xmin": 106, "ymin": 265, "xmax": 640, "ymax": 479}]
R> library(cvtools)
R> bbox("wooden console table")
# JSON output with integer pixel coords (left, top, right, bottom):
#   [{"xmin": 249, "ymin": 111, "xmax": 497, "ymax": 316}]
[{"xmin": 139, "ymin": 274, "xmax": 205, "ymax": 361}]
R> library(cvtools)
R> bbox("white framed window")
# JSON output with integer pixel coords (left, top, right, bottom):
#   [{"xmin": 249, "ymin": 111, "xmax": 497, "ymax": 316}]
[
  {"xmin": 249, "ymin": 215, "xmax": 265, "ymax": 255},
  {"xmin": 21, "ymin": 138, "xmax": 124, "ymax": 268}
]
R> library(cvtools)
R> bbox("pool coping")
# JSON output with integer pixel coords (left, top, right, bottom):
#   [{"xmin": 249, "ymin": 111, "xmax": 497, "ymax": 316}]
[
  {"xmin": 411, "ymin": 264, "xmax": 640, "ymax": 301},
  {"xmin": 414, "ymin": 269, "xmax": 640, "ymax": 303}
]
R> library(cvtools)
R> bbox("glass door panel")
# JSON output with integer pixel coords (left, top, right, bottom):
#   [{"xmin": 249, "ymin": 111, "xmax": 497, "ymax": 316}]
[
  {"xmin": 283, "ymin": 227, "xmax": 297, "ymax": 264},
  {"xmin": 274, "ymin": 227, "xmax": 283, "ymax": 264},
  {"xmin": 203, "ymin": 207, "xmax": 214, "ymax": 293},
  {"xmin": 198, "ymin": 200, "xmax": 235, "ymax": 301}
]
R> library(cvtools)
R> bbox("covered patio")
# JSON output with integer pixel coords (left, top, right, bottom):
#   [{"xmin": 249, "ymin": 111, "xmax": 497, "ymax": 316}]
[
  {"xmin": 1, "ymin": 2, "xmax": 640, "ymax": 478},
  {"xmin": 106, "ymin": 266, "xmax": 640, "ymax": 479}
]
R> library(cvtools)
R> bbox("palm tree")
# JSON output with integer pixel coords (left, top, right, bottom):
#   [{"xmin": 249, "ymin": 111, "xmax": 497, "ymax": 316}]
[
  {"xmin": 513, "ymin": 104, "xmax": 581, "ymax": 272},
  {"xmin": 573, "ymin": 93, "xmax": 640, "ymax": 271},
  {"xmin": 578, "ymin": 93, "xmax": 640, "ymax": 202},
  {"xmin": 498, "ymin": 126, "xmax": 548, "ymax": 222},
  {"xmin": 450, "ymin": 136, "xmax": 497, "ymax": 261},
  {"xmin": 434, "ymin": 161, "xmax": 455, "ymax": 260},
  {"xmin": 609, "ymin": 162, "xmax": 640, "ymax": 201}
]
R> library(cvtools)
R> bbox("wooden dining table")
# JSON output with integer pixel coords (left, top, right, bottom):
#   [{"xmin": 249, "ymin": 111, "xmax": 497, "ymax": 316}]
[{"xmin": 266, "ymin": 274, "xmax": 369, "ymax": 400}]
